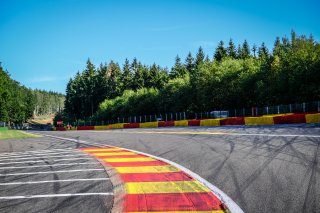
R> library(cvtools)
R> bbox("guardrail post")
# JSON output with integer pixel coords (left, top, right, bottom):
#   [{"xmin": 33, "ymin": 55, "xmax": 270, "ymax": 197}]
[{"xmin": 289, "ymin": 104, "xmax": 292, "ymax": 113}]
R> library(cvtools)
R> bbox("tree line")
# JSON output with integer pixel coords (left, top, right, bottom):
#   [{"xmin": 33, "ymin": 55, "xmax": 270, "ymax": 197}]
[
  {"xmin": 60, "ymin": 31, "xmax": 320, "ymax": 123},
  {"xmin": 0, "ymin": 64, "xmax": 65, "ymax": 125}
]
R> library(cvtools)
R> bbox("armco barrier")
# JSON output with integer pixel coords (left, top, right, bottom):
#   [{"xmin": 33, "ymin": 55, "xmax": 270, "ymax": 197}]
[
  {"xmin": 124, "ymin": 123, "xmax": 140, "ymax": 128},
  {"xmin": 273, "ymin": 114, "xmax": 306, "ymax": 124},
  {"xmin": 174, "ymin": 120, "xmax": 188, "ymax": 127},
  {"xmin": 220, "ymin": 117, "xmax": 245, "ymax": 125},
  {"xmin": 200, "ymin": 119, "xmax": 221, "ymax": 126},
  {"xmin": 140, "ymin": 122, "xmax": 158, "ymax": 128},
  {"xmin": 77, "ymin": 126, "xmax": 94, "ymax": 130},
  {"xmin": 54, "ymin": 113, "xmax": 320, "ymax": 131},
  {"xmin": 110, "ymin": 123, "xmax": 124, "ymax": 129},
  {"xmin": 306, "ymin": 113, "xmax": 320, "ymax": 124},
  {"xmin": 94, "ymin": 125, "xmax": 110, "ymax": 130},
  {"xmin": 158, "ymin": 121, "xmax": 175, "ymax": 127},
  {"xmin": 245, "ymin": 116, "xmax": 274, "ymax": 125},
  {"xmin": 188, "ymin": 120, "xmax": 200, "ymax": 126}
]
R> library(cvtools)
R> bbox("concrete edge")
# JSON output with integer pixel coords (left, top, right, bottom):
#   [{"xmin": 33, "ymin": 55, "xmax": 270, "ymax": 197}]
[{"xmin": 39, "ymin": 133, "xmax": 244, "ymax": 213}]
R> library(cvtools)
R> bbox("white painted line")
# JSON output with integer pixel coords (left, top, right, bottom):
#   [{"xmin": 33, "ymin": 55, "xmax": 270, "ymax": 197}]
[
  {"xmin": 0, "ymin": 169, "xmax": 105, "ymax": 176},
  {"xmin": 0, "ymin": 162, "xmax": 98, "ymax": 169},
  {"xmin": 0, "ymin": 154, "xmax": 87, "ymax": 161},
  {"xmin": 0, "ymin": 178, "xmax": 110, "ymax": 185},
  {"xmin": 0, "ymin": 148, "xmax": 77, "ymax": 156},
  {"xmin": 228, "ymin": 132, "xmax": 320, "ymax": 138},
  {"xmin": 0, "ymin": 158, "xmax": 93, "ymax": 165},
  {"xmin": 41, "ymin": 133, "xmax": 244, "ymax": 213},
  {"xmin": 0, "ymin": 151, "xmax": 85, "ymax": 159},
  {"xmin": 0, "ymin": 193, "xmax": 113, "ymax": 200}
]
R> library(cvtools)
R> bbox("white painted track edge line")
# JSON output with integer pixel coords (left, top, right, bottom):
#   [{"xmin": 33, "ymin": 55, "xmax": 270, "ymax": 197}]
[
  {"xmin": 0, "ymin": 152, "xmax": 86, "ymax": 160},
  {"xmin": 0, "ymin": 168, "xmax": 105, "ymax": 176},
  {"xmin": 0, "ymin": 193, "xmax": 114, "ymax": 200},
  {"xmin": 0, "ymin": 148, "xmax": 78, "ymax": 155},
  {"xmin": 0, "ymin": 162, "xmax": 98, "ymax": 169},
  {"xmin": 0, "ymin": 178, "xmax": 110, "ymax": 185},
  {"xmin": 40, "ymin": 133, "xmax": 244, "ymax": 213},
  {"xmin": 0, "ymin": 154, "xmax": 88, "ymax": 161},
  {"xmin": 0, "ymin": 158, "xmax": 93, "ymax": 165}
]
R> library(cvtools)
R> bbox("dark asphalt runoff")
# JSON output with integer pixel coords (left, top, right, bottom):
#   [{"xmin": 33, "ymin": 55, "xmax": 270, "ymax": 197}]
[
  {"xmin": 0, "ymin": 137, "xmax": 113, "ymax": 213},
  {"xmin": 0, "ymin": 125, "xmax": 319, "ymax": 213}
]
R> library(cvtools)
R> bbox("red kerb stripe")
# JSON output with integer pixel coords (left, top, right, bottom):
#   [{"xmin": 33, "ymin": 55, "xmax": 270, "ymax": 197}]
[
  {"xmin": 96, "ymin": 154, "xmax": 146, "ymax": 159},
  {"xmin": 124, "ymin": 192, "xmax": 225, "ymax": 211}
]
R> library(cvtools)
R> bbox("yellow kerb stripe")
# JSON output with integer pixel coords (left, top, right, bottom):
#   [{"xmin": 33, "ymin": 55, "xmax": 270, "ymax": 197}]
[
  {"xmin": 115, "ymin": 165, "xmax": 180, "ymax": 173},
  {"xmin": 82, "ymin": 148, "xmax": 122, "ymax": 152},
  {"xmin": 92, "ymin": 152, "xmax": 136, "ymax": 156},
  {"xmin": 127, "ymin": 211, "xmax": 225, "ymax": 213},
  {"xmin": 102, "ymin": 157, "xmax": 156, "ymax": 162},
  {"xmin": 126, "ymin": 180, "xmax": 210, "ymax": 194}
]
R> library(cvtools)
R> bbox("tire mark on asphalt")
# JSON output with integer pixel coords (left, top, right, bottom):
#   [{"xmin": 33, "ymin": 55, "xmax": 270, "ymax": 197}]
[{"xmin": 302, "ymin": 141, "xmax": 319, "ymax": 212}]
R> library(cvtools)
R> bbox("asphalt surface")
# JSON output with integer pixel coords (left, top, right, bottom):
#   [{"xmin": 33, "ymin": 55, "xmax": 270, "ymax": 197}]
[
  {"xmin": 0, "ymin": 125, "xmax": 319, "ymax": 213},
  {"xmin": 0, "ymin": 137, "xmax": 113, "ymax": 213}
]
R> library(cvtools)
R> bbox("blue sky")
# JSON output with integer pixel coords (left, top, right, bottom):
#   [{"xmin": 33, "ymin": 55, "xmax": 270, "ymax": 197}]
[{"xmin": 1, "ymin": 0, "xmax": 319, "ymax": 94}]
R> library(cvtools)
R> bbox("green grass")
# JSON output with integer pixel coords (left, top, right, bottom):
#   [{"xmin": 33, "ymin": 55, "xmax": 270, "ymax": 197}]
[{"xmin": 0, "ymin": 130, "xmax": 40, "ymax": 140}]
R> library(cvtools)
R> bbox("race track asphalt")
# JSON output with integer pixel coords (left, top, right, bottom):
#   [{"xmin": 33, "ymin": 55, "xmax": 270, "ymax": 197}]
[
  {"xmin": 0, "ymin": 137, "xmax": 113, "ymax": 213},
  {"xmin": 0, "ymin": 125, "xmax": 319, "ymax": 213}
]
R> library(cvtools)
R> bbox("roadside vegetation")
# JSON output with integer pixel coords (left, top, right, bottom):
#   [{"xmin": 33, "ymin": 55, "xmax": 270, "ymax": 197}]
[
  {"xmin": 0, "ymin": 65, "xmax": 65, "ymax": 125},
  {"xmin": 0, "ymin": 129, "xmax": 40, "ymax": 140},
  {"xmin": 57, "ymin": 31, "xmax": 320, "ymax": 123}
]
